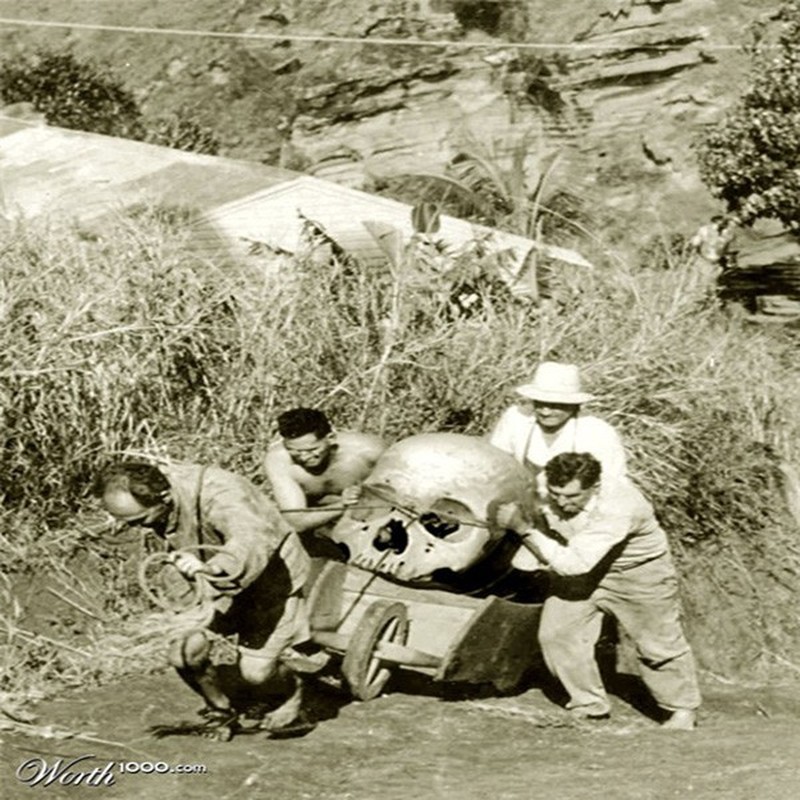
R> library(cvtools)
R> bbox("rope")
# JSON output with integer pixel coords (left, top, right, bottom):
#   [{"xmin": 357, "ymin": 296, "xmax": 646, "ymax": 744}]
[
  {"xmin": 132, "ymin": 502, "xmax": 489, "ymax": 615},
  {"xmin": 137, "ymin": 544, "xmax": 245, "ymax": 613},
  {"xmin": 278, "ymin": 502, "xmax": 403, "ymax": 516},
  {"xmin": 135, "ymin": 500, "xmax": 505, "ymax": 622},
  {"xmin": 360, "ymin": 486, "xmax": 496, "ymax": 531},
  {"xmin": 133, "ymin": 546, "xmax": 283, "ymax": 665},
  {"xmin": 277, "ymin": 496, "xmax": 493, "ymax": 530}
]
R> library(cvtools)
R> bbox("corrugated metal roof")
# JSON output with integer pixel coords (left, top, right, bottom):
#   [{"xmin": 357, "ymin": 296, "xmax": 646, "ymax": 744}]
[
  {"xmin": 0, "ymin": 116, "xmax": 296, "ymax": 223},
  {"xmin": 0, "ymin": 117, "xmax": 590, "ymax": 277}
]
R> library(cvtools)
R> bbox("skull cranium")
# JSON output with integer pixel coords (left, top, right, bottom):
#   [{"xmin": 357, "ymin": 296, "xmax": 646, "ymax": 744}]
[{"xmin": 331, "ymin": 433, "xmax": 536, "ymax": 585}]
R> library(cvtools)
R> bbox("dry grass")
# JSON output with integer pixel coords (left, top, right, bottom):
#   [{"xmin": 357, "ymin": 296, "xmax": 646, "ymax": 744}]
[{"xmin": 1, "ymin": 209, "xmax": 799, "ymax": 703}]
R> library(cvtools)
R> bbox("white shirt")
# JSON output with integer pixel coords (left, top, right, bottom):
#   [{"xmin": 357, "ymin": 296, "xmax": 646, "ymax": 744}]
[
  {"xmin": 531, "ymin": 477, "xmax": 669, "ymax": 576},
  {"xmin": 489, "ymin": 405, "xmax": 627, "ymax": 483}
]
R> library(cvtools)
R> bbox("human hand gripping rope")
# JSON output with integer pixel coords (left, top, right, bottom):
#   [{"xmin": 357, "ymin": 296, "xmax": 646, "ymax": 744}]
[
  {"xmin": 136, "ymin": 545, "xmax": 247, "ymax": 656},
  {"xmin": 135, "ymin": 496, "xmax": 515, "ymax": 626}
]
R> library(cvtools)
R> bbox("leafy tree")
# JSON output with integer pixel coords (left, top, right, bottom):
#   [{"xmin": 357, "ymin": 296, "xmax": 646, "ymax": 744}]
[
  {"xmin": 0, "ymin": 48, "xmax": 221, "ymax": 155},
  {"xmin": 0, "ymin": 49, "xmax": 143, "ymax": 138},
  {"xmin": 695, "ymin": 3, "xmax": 800, "ymax": 229}
]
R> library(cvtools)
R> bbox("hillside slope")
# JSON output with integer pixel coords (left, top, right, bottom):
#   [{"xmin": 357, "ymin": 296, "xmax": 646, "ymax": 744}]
[{"xmin": 0, "ymin": 0, "xmax": 779, "ymax": 244}]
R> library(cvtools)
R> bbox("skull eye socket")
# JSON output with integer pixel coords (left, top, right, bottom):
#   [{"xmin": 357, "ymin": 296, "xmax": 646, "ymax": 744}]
[
  {"xmin": 419, "ymin": 512, "xmax": 459, "ymax": 538},
  {"xmin": 421, "ymin": 498, "xmax": 477, "ymax": 540}
]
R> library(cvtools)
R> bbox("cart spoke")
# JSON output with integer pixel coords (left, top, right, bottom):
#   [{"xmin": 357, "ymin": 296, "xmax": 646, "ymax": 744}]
[{"xmin": 341, "ymin": 600, "xmax": 410, "ymax": 701}]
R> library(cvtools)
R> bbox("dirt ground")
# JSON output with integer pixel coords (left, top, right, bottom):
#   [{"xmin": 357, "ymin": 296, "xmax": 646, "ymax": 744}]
[{"xmin": 3, "ymin": 667, "xmax": 800, "ymax": 800}]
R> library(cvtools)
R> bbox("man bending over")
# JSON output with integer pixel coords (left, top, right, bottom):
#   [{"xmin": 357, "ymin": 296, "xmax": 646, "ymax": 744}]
[
  {"xmin": 98, "ymin": 460, "xmax": 316, "ymax": 740},
  {"xmin": 497, "ymin": 452, "xmax": 700, "ymax": 730}
]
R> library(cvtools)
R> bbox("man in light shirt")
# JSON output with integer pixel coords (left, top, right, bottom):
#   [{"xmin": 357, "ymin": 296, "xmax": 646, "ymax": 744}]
[
  {"xmin": 497, "ymin": 452, "xmax": 700, "ymax": 730},
  {"xmin": 489, "ymin": 361, "xmax": 626, "ymax": 493}
]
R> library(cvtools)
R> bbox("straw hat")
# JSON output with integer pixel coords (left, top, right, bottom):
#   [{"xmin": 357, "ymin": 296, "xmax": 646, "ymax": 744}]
[{"xmin": 514, "ymin": 362, "xmax": 595, "ymax": 404}]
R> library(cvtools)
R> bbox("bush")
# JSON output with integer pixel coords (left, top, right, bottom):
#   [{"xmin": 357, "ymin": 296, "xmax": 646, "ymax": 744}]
[
  {"xmin": 452, "ymin": 0, "xmax": 529, "ymax": 39},
  {"xmin": 2, "ymin": 213, "xmax": 797, "ymax": 532},
  {"xmin": 0, "ymin": 49, "xmax": 142, "ymax": 138},
  {"xmin": 0, "ymin": 48, "xmax": 222, "ymax": 155},
  {"xmin": 379, "ymin": 134, "xmax": 583, "ymax": 243},
  {"xmin": 453, "ymin": 1, "xmax": 503, "ymax": 35},
  {"xmin": 144, "ymin": 111, "xmax": 221, "ymax": 155},
  {"xmin": 695, "ymin": 2, "xmax": 800, "ymax": 229}
]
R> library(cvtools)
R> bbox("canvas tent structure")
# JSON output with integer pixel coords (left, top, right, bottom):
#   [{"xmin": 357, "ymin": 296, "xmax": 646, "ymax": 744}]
[{"xmin": 0, "ymin": 114, "xmax": 591, "ymax": 285}]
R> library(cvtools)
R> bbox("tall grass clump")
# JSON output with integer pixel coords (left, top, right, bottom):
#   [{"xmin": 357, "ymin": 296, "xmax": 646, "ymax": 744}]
[
  {"xmin": 1, "ymin": 213, "xmax": 245, "ymax": 520},
  {"xmin": 1, "ymin": 207, "xmax": 799, "ymax": 702}
]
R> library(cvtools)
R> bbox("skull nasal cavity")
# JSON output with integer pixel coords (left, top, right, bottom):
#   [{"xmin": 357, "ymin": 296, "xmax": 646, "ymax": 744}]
[{"xmin": 373, "ymin": 518, "xmax": 409, "ymax": 554}]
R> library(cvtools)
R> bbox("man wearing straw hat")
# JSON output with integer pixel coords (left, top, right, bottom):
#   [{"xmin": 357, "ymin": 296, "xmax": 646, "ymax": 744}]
[
  {"xmin": 98, "ymin": 460, "xmax": 320, "ymax": 740},
  {"xmin": 489, "ymin": 361, "xmax": 627, "ymax": 493}
]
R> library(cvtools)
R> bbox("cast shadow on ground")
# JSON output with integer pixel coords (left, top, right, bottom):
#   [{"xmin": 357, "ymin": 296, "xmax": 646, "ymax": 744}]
[
  {"xmin": 402, "ymin": 618, "xmax": 665, "ymax": 723},
  {"xmin": 146, "ymin": 615, "xmax": 664, "ymax": 740},
  {"xmin": 147, "ymin": 666, "xmax": 352, "ymax": 741}
]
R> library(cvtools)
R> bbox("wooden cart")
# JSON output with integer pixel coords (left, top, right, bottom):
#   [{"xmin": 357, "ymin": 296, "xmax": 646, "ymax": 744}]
[{"xmin": 307, "ymin": 560, "xmax": 543, "ymax": 701}]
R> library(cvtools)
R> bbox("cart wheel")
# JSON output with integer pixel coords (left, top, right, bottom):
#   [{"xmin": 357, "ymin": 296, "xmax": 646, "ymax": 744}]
[{"xmin": 342, "ymin": 600, "xmax": 409, "ymax": 701}]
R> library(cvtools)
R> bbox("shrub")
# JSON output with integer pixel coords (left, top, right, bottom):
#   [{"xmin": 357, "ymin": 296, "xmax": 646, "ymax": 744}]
[
  {"xmin": 144, "ymin": 111, "xmax": 221, "ymax": 155},
  {"xmin": 2, "ymin": 212, "xmax": 797, "ymax": 536},
  {"xmin": 2, "ymin": 210, "xmax": 800, "ymax": 689},
  {"xmin": 0, "ymin": 49, "xmax": 142, "ymax": 138},
  {"xmin": 380, "ymin": 133, "xmax": 583, "ymax": 242},
  {"xmin": 453, "ymin": 1, "xmax": 503, "ymax": 35},
  {"xmin": 0, "ymin": 48, "xmax": 223, "ymax": 155},
  {"xmin": 694, "ymin": 2, "xmax": 800, "ymax": 229},
  {"xmin": 452, "ymin": 0, "xmax": 529, "ymax": 39}
]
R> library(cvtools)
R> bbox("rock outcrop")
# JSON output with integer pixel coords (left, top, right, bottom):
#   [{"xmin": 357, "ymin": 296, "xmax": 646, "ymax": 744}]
[
  {"xmin": 270, "ymin": 0, "xmax": 763, "ymax": 234},
  {"xmin": 0, "ymin": 0, "xmax": 775, "ymax": 242}
]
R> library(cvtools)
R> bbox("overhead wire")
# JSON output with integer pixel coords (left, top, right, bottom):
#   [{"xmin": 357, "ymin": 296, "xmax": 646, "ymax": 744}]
[
  {"xmin": 0, "ymin": 11, "xmax": 731, "ymax": 160},
  {"xmin": 0, "ymin": 10, "xmax": 748, "ymax": 149},
  {"xmin": 0, "ymin": 11, "xmax": 740, "ymax": 224},
  {"xmin": 0, "ymin": 15, "xmax": 745, "ymax": 52}
]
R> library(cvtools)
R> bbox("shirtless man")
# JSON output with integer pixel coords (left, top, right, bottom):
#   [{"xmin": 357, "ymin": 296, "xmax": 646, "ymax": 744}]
[{"xmin": 264, "ymin": 408, "xmax": 386, "ymax": 551}]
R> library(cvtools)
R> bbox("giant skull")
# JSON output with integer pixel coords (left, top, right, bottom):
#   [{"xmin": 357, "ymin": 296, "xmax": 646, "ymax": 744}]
[{"xmin": 331, "ymin": 433, "xmax": 536, "ymax": 586}]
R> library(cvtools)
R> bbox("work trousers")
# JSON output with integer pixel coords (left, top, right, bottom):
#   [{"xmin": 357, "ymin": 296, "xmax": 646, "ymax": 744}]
[{"xmin": 538, "ymin": 553, "xmax": 701, "ymax": 716}]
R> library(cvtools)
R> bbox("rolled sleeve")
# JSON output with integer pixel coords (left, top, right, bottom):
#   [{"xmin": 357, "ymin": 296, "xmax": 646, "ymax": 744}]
[
  {"xmin": 529, "ymin": 502, "xmax": 634, "ymax": 576},
  {"xmin": 529, "ymin": 526, "xmax": 625, "ymax": 576}
]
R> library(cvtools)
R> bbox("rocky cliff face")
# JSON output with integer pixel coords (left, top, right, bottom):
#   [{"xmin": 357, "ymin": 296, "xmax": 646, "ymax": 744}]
[
  {"xmin": 0, "ymin": 0, "xmax": 777, "ymax": 243},
  {"xmin": 218, "ymin": 0, "xmax": 769, "ymax": 244},
  {"xmin": 270, "ymin": 0, "xmax": 764, "ymax": 239}
]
